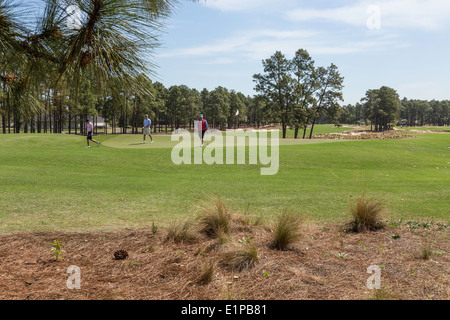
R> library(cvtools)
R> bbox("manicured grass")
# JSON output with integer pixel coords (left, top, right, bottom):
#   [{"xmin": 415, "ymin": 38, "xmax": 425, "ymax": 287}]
[
  {"xmin": 286, "ymin": 124, "xmax": 354, "ymax": 137},
  {"xmin": 396, "ymin": 126, "xmax": 450, "ymax": 131},
  {"xmin": 0, "ymin": 131, "xmax": 448, "ymax": 233}
]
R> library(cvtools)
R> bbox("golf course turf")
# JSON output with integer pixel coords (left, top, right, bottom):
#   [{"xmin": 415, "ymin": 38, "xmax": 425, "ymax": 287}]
[{"xmin": 0, "ymin": 128, "xmax": 448, "ymax": 233}]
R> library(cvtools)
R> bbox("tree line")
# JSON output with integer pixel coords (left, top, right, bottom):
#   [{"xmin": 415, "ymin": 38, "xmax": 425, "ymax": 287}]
[
  {"xmin": 2, "ymin": 51, "xmax": 448, "ymax": 137},
  {"xmin": 1, "ymin": 47, "xmax": 348, "ymax": 138},
  {"xmin": 340, "ymin": 91, "xmax": 450, "ymax": 128},
  {"xmin": 0, "ymin": 72, "xmax": 269, "ymax": 135}
]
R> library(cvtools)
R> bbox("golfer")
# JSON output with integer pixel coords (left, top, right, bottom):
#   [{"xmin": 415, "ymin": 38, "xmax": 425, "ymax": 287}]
[
  {"xmin": 142, "ymin": 114, "xmax": 153, "ymax": 144},
  {"xmin": 198, "ymin": 114, "xmax": 208, "ymax": 147},
  {"xmin": 86, "ymin": 119, "xmax": 100, "ymax": 148}
]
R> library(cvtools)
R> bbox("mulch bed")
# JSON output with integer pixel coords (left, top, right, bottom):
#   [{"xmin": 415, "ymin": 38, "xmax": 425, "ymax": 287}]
[{"xmin": 0, "ymin": 221, "xmax": 448, "ymax": 300}]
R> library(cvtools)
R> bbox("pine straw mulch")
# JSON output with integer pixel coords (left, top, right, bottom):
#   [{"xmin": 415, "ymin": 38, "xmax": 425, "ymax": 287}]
[{"xmin": 0, "ymin": 220, "xmax": 448, "ymax": 300}]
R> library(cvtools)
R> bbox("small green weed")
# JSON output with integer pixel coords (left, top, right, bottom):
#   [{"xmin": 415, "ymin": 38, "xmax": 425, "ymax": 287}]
[{"xmin": 51, "ymin": 238, "xmax": 65, "ymax": 261}]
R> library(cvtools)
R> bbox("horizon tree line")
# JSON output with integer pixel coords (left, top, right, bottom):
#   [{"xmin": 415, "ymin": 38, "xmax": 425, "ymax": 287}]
[
  {"xmin": 1, "ymin": 1, "xmax": 448, "ymax": 137},
  {"xmin": 339, "ymin": 94, "xmax": 450, "ymax": 128},
  {"xmin": 2, "ymin": 66, "xmax": 449, "ymax": 136}
]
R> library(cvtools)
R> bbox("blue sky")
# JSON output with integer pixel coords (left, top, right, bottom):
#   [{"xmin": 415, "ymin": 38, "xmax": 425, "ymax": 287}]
[{"xmin": 152, "ymin": 0, "xmax": 450, "ymax": 105}]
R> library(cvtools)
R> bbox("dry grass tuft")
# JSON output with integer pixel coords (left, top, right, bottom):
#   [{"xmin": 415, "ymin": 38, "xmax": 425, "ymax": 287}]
[
  {"xmin": 164, "ymin": 220, "xmax": 198, "ymax": 243},
  {"xmin": 348, "ymin": 194, "xmax": 384, "ymax": 232},
  {"xmin": 198, "ymin": 197, "xmax": 233, "ymax": 238},
  {"xmin": 224, "ymin": 243, "xmax": 259, "ymax": 272},
  {"xmin": 271, "ymin": 209, "xmax": 304, "ymax": 250},
  {"xmin": 196, "ymin": 260, "xmax": 216, "ymax": 285}
]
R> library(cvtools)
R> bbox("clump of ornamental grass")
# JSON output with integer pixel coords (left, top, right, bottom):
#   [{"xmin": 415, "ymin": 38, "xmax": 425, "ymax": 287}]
[
  {"xmin": 196, "ymin": 228, "xmax": 232, "ymax": 256},
  {"xmin": 372, "ymin": 286, "xmax": 396, "ymax": 300},
  {"xmin": 417, "ymin": 233, "xmax": 435, "ymax": 260},
  {"xmin": 215, "ymin": 228, "xmax": 232, "ymax": 246},
  {"xmin": 164, "ymin": 220, "xmax": 198, "ymax": 244},
  {"xmin": 271, "ymin": 209, "xmax": 304, "ymax": 250},
  {"xmin": 198, "ymin": 197, "xmax": 233, "ymax": 238},
  {"xmin": 225, "ymin": 242, "xmax": 259, "ymax": 272},
  {"xmin": 348, "ymin": 194, "xmax": 385, "ymax": 232},
  {"xmin": 196, "ymin": 260, "xmax": 216, "ymax": 285},
  {"xmin": 419, "ymin": 247, "xmax": 433, "ymax": 260},
  {"xmin": 233, "ymin": 212, "xmax": 266, "ymax": 231}
]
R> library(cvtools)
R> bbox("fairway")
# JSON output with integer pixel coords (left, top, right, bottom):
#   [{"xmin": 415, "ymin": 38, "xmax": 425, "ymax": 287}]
[
  {"xmin": 0, "ymin": 131, "xmax": 449, "ymax": 233},
  {"xmin": 101, "ymin": 132, "xmax": 342, "ymax": 149}
]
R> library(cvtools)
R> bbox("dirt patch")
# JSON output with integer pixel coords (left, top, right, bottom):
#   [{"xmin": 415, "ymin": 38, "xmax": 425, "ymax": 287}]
[
  {"xmin": 313, "ymin": 129, "xmax": 414, "ymax": 140},
  {"xmin": 0, "ymin": 221, "xmax": 448, "ymax": 300},
  {"xmin": 408, "ymin": 129, "xmax": 450, "ymax": 134}
]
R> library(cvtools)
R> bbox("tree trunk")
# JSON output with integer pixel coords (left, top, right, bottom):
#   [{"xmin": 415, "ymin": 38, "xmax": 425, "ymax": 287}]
[
  {"xmin": 2, "ymin": 113, "xmax": 6, "ymax": 134},
  {"xmin": 7, "ymin": 109, "xmax": 10, "ymax": 134},
  {"xmin": 7, "ymin": 92, "xmax": 11, "ymax": 133},
  {"xmin": 48, "ymin": 109, "xmax": 52, "ymax": 134},
  {"xmin": 44, "ymin": 112, "xmax": 47, "ymax": 133},
  {"xmin": 14, "ymin": 112, "xmax": 20, "ymax": 133},
  {"xmin": 309, "ymin": 117, "xmax": 317, "ymax": 139},
  {"xmin": 37, "ymin": 113, "xmax": 41, "ymax": 133},
  {"xmin": 59, "ymin": 89, "xmax": 63, "ymax": 133}
]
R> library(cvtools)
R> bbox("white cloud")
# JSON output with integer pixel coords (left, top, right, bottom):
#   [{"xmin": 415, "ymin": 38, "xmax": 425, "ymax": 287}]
[
  {"xmin": 158, "ymin": 29, "xmax": 319, "ymax": 59},
  {"xmin": 200, "ymin": 57, "xmax": 235, "ymax": 65},
  {"xmin": 158, "ymin": 27, "xmax": 405, "ymax": 61},
  {"xmin": 202, "ymin": 0, "xmax": 292, "ymax": 12},
  {"xmin": 285, "ymin": 0, "xmax": 450, "ymax": 30}
]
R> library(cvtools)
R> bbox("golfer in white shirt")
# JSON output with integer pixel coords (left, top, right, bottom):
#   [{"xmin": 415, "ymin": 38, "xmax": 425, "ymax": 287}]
[{"xmin": 142, "ymin": 114, "xmax": 153, "ymax": 144}]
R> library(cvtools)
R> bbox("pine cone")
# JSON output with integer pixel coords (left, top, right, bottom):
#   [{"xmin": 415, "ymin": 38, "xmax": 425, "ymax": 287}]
[{"xmin": 114, "ymin": 249, "xmax": 129, "ymax": 260}]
